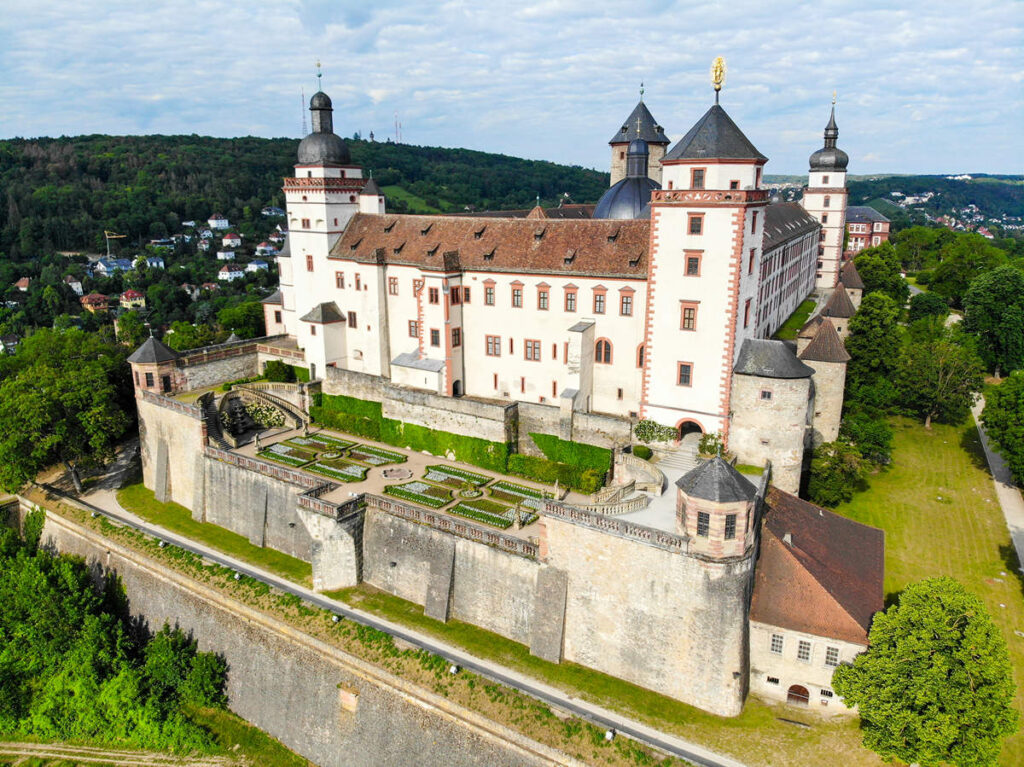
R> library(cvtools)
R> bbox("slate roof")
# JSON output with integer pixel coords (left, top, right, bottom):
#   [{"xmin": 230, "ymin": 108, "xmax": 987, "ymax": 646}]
[
  {"xmin": 608, "ymin": 100, "xmax": 670, "ymax": 145},
  {"xmin": 675, "ymin": 457, "xmax": 757, "ymax": 503},
  {"xmin": 798, "ymin": 318, "xmax": 850, "ymax": 363},
  {"xmin": 361, "ymin": 177, "xmax": 381, "ymax": 196},
  {"xmin": 839, "ymin": 259, "xmax": 864, "ymax": 289},
  {"xmin": 663, "ymin": 104, "xmax": 767, "ymax": 163},
  {"xmin": 821, "ymin": 282, "xmax": 856, "ymax": 318},
  {"xmin": 763, "ymin": 203, "xmax": 820, "ymax": 251},
  {"xmin": 299, "ymin": 302, "xmax": 345, "ymax": 324},
  {"xmin": 127, "ymin": 336, "xmax": 179, "ymax": 364},
  {"xmin": 750, "ymin": 488, "xmax": 884, "ymax": 645},
  {"xmin": 331, "ymin": 214, "xmax": 649, "ymax": 278},
  {"xmin": 260, "ymin": 289, "xmax": 283, "ymax": 305},
  {"xmin": 845, "ymin": 206, "xmax": 889, "ymax": 224},
  {"xmin": 392, "ymin": 351, "xmax": 445, "ymax": 372},
  {"xmin": 733, "ymin": 339, "xmax": 814, "ymax": 379}
]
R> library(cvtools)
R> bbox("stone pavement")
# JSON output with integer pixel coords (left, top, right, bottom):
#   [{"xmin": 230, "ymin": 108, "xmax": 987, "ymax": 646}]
[{"xmin": 972, "ymin": 398, "xmax": 1024, "ymax": 570}]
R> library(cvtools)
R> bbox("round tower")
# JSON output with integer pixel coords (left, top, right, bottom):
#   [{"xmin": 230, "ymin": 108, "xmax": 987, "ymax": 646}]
[
  {"xmin": 675, "ymin": 457, "xmax": 759, "ymax": 559},
  {"xmin": 593, "ymin": 139, "xmax": 660, "ymax": 219}
]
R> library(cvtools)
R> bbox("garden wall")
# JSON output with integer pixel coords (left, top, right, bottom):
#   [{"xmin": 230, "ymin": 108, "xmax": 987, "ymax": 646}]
[{"xmin": 137, "ymin": 394, "xmax": 206, "ymax": 510}]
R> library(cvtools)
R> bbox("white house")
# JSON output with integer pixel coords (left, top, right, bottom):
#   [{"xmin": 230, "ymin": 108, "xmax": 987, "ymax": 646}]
[
  {"xmin": 255, "ymin": 241, "xmax": 278, "ymax": 256},
  {"xmin": 246, "ymin": 259, "xmax": 269, "ymax": 273},
  {"xmin": 145, "ymin": 255, "xmax": 166, "ymax": 269},
  {"xmin": 63, "ymin": 275, "xmax": 83, "ymax": 296},
  {"xmin": 222, "ymin": 232, "xmax": 242, "ymax": 248},
  {"xmin": 208, "ymin": 214, "xmax": 229, "ymax": 230},
  {"xmin": 216, "ymin": 250, "xmax": 235, "ymax": 261},
  {"xmin": 218, "ymin": 264, "xmax": 244, "ymax": 282}
]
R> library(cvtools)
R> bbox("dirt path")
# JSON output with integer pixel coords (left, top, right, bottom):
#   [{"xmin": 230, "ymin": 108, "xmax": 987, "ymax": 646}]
[{"xmin": 0, "ymin": 741, "xmax": 241, "ymax": 766}]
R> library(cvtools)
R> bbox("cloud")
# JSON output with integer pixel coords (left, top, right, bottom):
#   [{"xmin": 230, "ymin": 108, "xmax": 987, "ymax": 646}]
[{"xmin": 0, "ymin": 0, "xmax": 1020, "ymax": 173}]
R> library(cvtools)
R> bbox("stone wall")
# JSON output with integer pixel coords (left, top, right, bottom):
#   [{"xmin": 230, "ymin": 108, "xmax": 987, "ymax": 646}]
[
  {"xmin": 34, "ymin": 508, "xmax": 566, "ymax": 767},
  {"xmin": 541, "ymin": 513, "xmax": 754, "ymax": 717},
  {"xmin": 138, "ymin": 395, "xmax": 206, "ymax": 509},
  {"xmin": 805, "ymin": 360, "xmax": 846, "ymax": 447}
]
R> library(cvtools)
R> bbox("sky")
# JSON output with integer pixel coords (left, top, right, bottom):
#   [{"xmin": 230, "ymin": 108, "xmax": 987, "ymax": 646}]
[{"xmin": 0, "ymin": 0, "xmax": 1021, "ymax": 175}]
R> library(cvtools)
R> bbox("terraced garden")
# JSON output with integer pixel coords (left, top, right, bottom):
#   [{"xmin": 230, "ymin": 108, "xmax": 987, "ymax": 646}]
[{"xmin": 256, "ymin": 433, "xmax": 553, "ymax": 530}]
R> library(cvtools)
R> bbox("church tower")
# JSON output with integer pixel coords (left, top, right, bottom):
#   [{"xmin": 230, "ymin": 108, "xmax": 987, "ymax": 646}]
[
  {"xmin": 608, "ymin": 95, "xmax": 670, "ymax": 186},
  {"xmin": 641, "ymin": 64, "xmax": 768, "ymax": 447},
  {"xmin": 802, "ymin": 101, "xmax": 849, "ymax": 290}
]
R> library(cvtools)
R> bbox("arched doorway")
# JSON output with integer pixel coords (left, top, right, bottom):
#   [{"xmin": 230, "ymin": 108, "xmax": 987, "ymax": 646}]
[
  {"xmin": 787, "ymin": 685, "xmax": 809, "ymax": 706},
  {"xmin": 676, "ymin": 419, "xmax": 704, "ymax": 442},
  {"xmin": 452, "ymin": 380, "xmax": 463, "ymax": 397}
]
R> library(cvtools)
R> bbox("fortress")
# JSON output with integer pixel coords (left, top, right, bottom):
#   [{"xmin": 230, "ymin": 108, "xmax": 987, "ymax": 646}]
[{"xmin": 127, "ymin": 71, "xmax": 883, "ymax": 720}]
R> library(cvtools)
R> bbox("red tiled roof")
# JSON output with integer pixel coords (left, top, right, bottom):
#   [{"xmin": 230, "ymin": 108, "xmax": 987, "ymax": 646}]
[
  {"xmin": 121, "ymin": 289, "xmax": 144, "ymax": 299},
  {"xmin": 839, "ymin": 260, "xmax": 864, "ymax": 289},
  {"xmin": 80, "ymin": 293, "xmax": 107, "ymax": 304},
  {"xmin": 750, "ymin": 488, "xmax": 884, "ymax": 645},
  {"xmin": 821, "ymin": 281, "xmax": 856, "ymax": 318},
  {"xmin": 331, "ymin": 213, "xmax": 649, "ymax": 278},
  {"xmin": 14, "ymin": 277, "xmax": 30, "ymax": 288}
]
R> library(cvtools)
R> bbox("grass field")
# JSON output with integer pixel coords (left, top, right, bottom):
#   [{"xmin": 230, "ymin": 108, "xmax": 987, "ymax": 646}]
[
  {"xmin": 116, "ymin": 484, "xmax": 312, "ymax": 587},
  {"xmin": 772, "ymin": 298, "xmax": 816, "ymax": 340},
  {"xmin": 190, "ymin": 706, "xmax": 309, "ymax": 766},
  {"xmin": 833, "ymin": 417, "xmax": 1024, "ymax": 766},
  {"xmin": 381, "ymin": 185, "xmax": 454, "ymax": 213}
]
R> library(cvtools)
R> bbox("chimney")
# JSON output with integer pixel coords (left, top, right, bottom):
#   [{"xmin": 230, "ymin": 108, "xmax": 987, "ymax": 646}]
[{"xmin": 783, "ymin": 532, "xmax": 793, "ymax": 547}]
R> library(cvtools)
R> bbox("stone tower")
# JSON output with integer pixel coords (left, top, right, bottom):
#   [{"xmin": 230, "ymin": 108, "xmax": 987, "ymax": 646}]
[
  {"xmin": 675, "ymin": 457, "xmax": 760, "ymax": 559},
  {"xmin": 839, "ymin": 260, "xmax": 864, "ymax": 309},
  {"xmin": 127, "ymin": 336, "xmax": 180, "ymax": 394},
  {"xmin": 798, "ymin": 318, "xmax": 850, "ymax": 446},
  {"xmin": 818, "ymin": 282, "xmax": 856, "ymax": 339},
  {"xmin": 802, "ymin": 103, "xmax": 849, "ymax": 290},
  {"xmin": 609, "ymin": 99, "xmax": 670, "ymax": 185}
]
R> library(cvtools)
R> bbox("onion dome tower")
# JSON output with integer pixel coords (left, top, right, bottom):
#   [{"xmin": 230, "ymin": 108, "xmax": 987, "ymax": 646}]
[
  {"xmin": 802, "ymin": 96, "xmax": 850, "ymax": 290},
  {"xmin": 594, "ymin": 138, "xmax": 660, "ymax": 219},
  {"xmin": 808, "ymin": 105, "xmax": 849, "ymax": 173},
  {"xmin": 297, "ymin": 90, "xmax": 351, "ymax": 165}
]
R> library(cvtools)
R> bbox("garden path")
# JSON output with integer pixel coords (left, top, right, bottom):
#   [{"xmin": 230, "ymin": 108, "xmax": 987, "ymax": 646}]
[{"xmin": 972, "ymin": 397, "xmax": 1024, "ymax": 569}]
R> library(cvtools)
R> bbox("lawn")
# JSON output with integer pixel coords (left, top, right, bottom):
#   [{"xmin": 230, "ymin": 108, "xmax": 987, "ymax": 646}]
[
  {"xmin": 772, "ymin": 298, "xmax": 816, "ymax": 340},
  {"xmin": 116, "ymin": 483, "xmax": 312, "ymax": 587},
  {"xmin": 833, "ymin": 417, "xmax": 1024, "ymax": 766},
  {"xmin": 381, "ymin": 185, "xmax": 452, "ymax": 213}
]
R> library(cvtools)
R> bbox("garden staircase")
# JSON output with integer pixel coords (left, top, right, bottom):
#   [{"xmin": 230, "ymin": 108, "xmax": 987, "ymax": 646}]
[{"xmin": 201, "ymin": 394, "xmax": 232, "ymax": 450}]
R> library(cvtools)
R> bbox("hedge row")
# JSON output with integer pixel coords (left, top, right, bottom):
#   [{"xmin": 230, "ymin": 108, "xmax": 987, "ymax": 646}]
[
  {"xmin": 507, "ymin": 454, "xmax": 604, "ymax": 494},
  {"xmin": 528, "ymin": 432, "xmax": 612, "ymax": 473}
]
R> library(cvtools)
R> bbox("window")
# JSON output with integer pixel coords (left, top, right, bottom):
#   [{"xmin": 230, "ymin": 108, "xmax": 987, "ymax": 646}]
[
  {"xmin": 744, "ymin": 298, "xmax": 751, "ymax": 328},
  {"xmin": 512, "ymin": 287, "xmax": 523, "ymax": 307},
  {"xmin": 408, "ymin": 320, "xmax": 419, "ymax": 337},
  {"xmin": 355, "ymin": 274, "xmax": 361, "ymax": 290},
  {"xmin": 452, "ymin": 328, "xmax": 462, "ymax": 347},
  {"xmin": 825, "ymin": 647, "xmax": 840, "ymax": 667},
  {"xmin": 685, "ymin": 253, "xmax": 701, "ymax": 276},
  {"xmin": 274, "ymin": 310, "xmax": 282, "ymax": 323},
  {"xmin": 306, "ymin": 254, "xmax": 314, "ymax": 272},
  {"xmin": 696, "ymin": 511, "xmax": 710, "ymax": 537},
  {"xmin": 824, "ymin": 195, "xmax": 831, "ymax": 208},
  {"xmin": 145, "ymin": 372, "xmax": 154, "ymax": 387},
  {"xmin": 161, "ymin": 375, "xmax": 171, "ymax": 393},
  {"xmin": 760, "ymin": 389, "xmax": 773, "ymax": 401},
  {"xmin": 724, "ymin": 514, "xmax": 736, "ymax": 540},
  {"xmin": 636, "ymin": 344, "xmax": 645, "ymax": 368},
  {"xmin": 520, "ymin": 376, "xmax": 525, "ymax": 393},
  {"xmin": 485, "ymin": 285, "xmax": 495, "ymax": 305},
  {"xmin": 681, "ymin": 303, "xmax": 697, "ymax": 331},
  {"xmin": 564, "ymin": 290, "xmax": 577, "ymax": 312},
  {"xmin": 617, "ymin": 388, "xmax": 623, "ymax": 400},
  {"xmin": 461, "ymin": 287, "xmax": 471, "ymax": 303},
  {"xmin": 766, "ymin": 676, "xmax": 780, "ymax": 685},
  {"xmin": 691, "ymin": 168, "xmax": 705, "ymax": 189},
  {"xmin": 822, "ymin": 214, "xmax": 828, "ymax": 224},
  {"xmin": 798, "ymin": 640, "xmax": 812, "ymax": 662},
  {"xmin": 336, "ymin": 272, "xmax": 345, "ymax": 289},
  {"xmin": 748, "ymin": 248, "xmax": 756, "ymax": 275},
  {"xmin": 730, "ymin": 180, "xmax": 740, "ymax": 190},
  {"xmin": 430, "ymin": 329, "xmax": 440, "ymax": 347},
  {"xmin": 751, "ymin": 210, "xmax": 758, "ymax": 232},
  {"xmin": 822, "ymin": 175, "xmax": 830, "ymax": 184},
  {"xmin": 310, "ymin": 325, "xmax": 316, "ymax": 336},
  {"xmin": 347, "ymin": 311, "xmax": 357, "ymax": 326},
  {"xmin": 538, "ymin": 289, "xmax": 549, "ymax": 310},
  {"xmin": 388, "ymin": 276, "xmax": 398, "ymax": 295},
  {"xmin": 493, "ymin": 373, "xmax": 498, "ymax": 389},
  {"xmin": 593, "ymin": 293, "xmax": 606, "ymax": 314},
  {"xmin": 595, "ymin": 339, "xmax": 612, "ymax": 364},
  {"xmin": 428, "ymin": 287, "xmax": 439, "ymax": 304},
  {"xmin": 552, "ymin": 343, "xmax": 558, "ymax": 359},
  {"xmin": 688, "ymin": 214, "xmax": 704, "ymax": 235},
  {"xmin": 413, "ymin": 279, "xmax": 424, "ymax": 294},
  {"xmin": 677, "ymin": 362, "xmax": 693, "ymax": 387},
  {"xmin": 770, "ymin": 634, "xmax": 784, "ymax": 655},
  {"xmin": 301, "ymin": 218, "xmax": 310, "ymax": 229},
  {"xmin": 509, "ymin": 338, "xmax": 515, "ymax": 354},
  {"xmin": 525, "ymin": 339, "xmax": 541, "ymax": 361},
  {"xmin": 620, "ymin": 294, "xmax": 633, "ymax": 316},
  {"xmin": 485, "ymin": 335, "xmax": 501, "ymax": 356},
  {"xmin": 820, "ymin": 689, "xmax": 834, "ymax": 698},
  {"xmin": 553, "ymin": 381, "xmax": 558, "ymax": 397}
]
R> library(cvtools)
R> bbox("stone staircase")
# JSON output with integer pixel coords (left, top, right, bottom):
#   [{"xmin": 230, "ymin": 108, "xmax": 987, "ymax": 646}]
[
  {"xmin": 200, "ymin": 394, "xmax": 232, "ymax": 450},
  {"xmin": 655, "ymin": 435, "xmax": 702, "ymax": 483}
]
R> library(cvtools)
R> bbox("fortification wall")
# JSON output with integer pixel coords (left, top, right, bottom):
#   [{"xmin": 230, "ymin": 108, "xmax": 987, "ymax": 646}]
[
  {"xmin": 571, "ymin": 411, "xmax": 632, "ymax": 448},
  {"xmin": 362, "ymin": 509, "xmax": 538, "ymax": 644},
  {"xmin": 805, "ymin": 360, "xmax": 846, "ymax": 447},
  {"xmin": 34, "ymin": 509, "xmax": 563, "ymax": 767},
  {"xmin": 137, "ymin": 394, "xmax": 206, "ymax": 509},
  {"xmin": 541, "ymin": 514, "xmax": 753, "ymax": 717}
]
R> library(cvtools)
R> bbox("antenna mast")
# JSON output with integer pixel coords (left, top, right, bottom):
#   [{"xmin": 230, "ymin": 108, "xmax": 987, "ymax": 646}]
[{"xmin": 301, "ymin": 87, "xmax": 307, "ymax": 136}]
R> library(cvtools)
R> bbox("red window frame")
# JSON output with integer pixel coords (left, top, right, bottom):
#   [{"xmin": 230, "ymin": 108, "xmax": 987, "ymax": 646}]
[
  {"xmin": 306, "ymin": 254, "xmax": 314, "ymax": 272},
  {"xmin": 681, "ymin": 302, "xmax": 698, "ymax": 331},
  {"xmin": 688, "ymin": 213, "xmax": 704, "ymax": 235},
  {"xmin": 388, "ymin": 276, "xmax": 398, "ymax": 295},
  {"xmin": 685, "ymin": 251, "xmax": 702, "ymax": 276},
  {"xmin": 485, "ymin": 335, "xmax": 501, "ymax": 356},
  {"xmin": 428, "ymin": 287, "xmax": 440, "ymax": 304},
  {"xmin": 690, "ymin": 167, "xmax": 706, "ymax": 190},
  {"xmin": 335, "ymin": 271, "xmax": 344, "ymax": 288},
  {"xmin": 524, "ymin": 339, "xmax": 541, "ymax": 361},
  {"xmin": 595, "ymin": 338, "xmax": 612, "ymax": 364},
  {"xmin": 677, "ymin": 361, "xmax": 693, "ymax": 387}
]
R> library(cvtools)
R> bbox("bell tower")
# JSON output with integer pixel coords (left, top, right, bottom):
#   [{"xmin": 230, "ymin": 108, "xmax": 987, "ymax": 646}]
[{"xmin": 802, "ymin": 96, "xmax": 849, "ymax": 290}]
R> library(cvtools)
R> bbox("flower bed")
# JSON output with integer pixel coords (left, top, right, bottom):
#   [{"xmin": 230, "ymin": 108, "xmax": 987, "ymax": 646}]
[
  {"xmin": 283, "ymin": 437, "xmax": 327, "ymax": 450},
  {"xmin": 451, "ymin": 498, "xmax": 540, "ymax": 529},
  {"xmin": 349, "ymin": 445, "xmax": 406, "ymax": 466},
  {"xmin": 384, "ymin": 481, "xmax": 452, "ymax": 509},
  {"xmin": 491, "ymin": 480, "xmax": 548, "ymax": 499},
  {"xmin": 307, "ymin": 460, "xmax": 367, "ymax": 482},
  {"xmin": 265, "ymin": 442, "xmax": 317, "ymax": 463},
  {"xmin": 306, "ymin": 434, "xmax": 355, "ymax": 451},
  {"xmin": 449, "ymin": 504, "xmax": 513, "ymax": 529},
  {"xmin": 258, "ymin": 448, "xmax": 310, "ymax": 468},
  {"xmin": 424, "ymin": 465, "xmax": 491, "ymax": 487}
]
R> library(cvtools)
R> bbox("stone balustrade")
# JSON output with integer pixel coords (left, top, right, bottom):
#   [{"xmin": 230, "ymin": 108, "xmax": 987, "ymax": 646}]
[
  {"xmin": 542, "ymin": 500, "xmax": 688, "ymax": 554},
  {"xmin": 138, "ymin": 389, "xmax": 203, "ymax": 419}
]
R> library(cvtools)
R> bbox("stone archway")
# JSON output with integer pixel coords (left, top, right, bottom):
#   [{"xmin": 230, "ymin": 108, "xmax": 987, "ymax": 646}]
[
  {"xmin": 675, "ymin": 419, "xmax": 704, "ymax": 442},
  {"xmin": 787, "ymin": 685, "xmax": 810, "ymax": 706}
]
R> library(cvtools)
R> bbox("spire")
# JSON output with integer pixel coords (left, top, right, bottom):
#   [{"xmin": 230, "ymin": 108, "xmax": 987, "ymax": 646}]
[
  {"xmin": 639, "ymin": 81, "xmax": 644, "ymax": 101},
  {"xmin": 824, "ymin": 95, "xmax": 839, "ymax": 149}
]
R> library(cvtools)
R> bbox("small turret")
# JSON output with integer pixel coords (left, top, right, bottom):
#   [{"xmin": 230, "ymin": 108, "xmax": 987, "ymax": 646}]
[
  {"xmin": 359, "ymin": 177, "xmax": 385, "ymax": 215},
  {"xmin": 675, "ymin": 457, "xmax": 758, "ymax": 559}
]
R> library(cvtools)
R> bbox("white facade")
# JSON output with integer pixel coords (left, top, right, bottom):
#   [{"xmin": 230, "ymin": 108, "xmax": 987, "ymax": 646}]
[
  {"xmin": 803, "ymin": 169, "xmax": 848, "ymax": 289},
  {"xmin": 208, "ymin": 215, "xmax": 229, "ymax": 230}
]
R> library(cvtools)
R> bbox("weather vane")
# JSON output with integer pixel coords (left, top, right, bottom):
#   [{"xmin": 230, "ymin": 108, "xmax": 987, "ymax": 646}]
[
  {"xmin": 832, "ymin": 89, "xmax": 837, "ymax": 105},
  {"xmin": 711, "ymin": 56, "xmax": 726, "ymax": 104},
  {"xmin": 315, "ymin": 59, "xmax": 322, "ymax": 90},
  {"xmin": 639, "ymin": 81, "xmax": 645, "ymax": 100}
]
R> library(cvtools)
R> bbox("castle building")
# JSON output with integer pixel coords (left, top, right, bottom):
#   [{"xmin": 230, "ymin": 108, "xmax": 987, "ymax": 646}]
[
  {"xmin": 608, "ymin": 98, "xmax": 670, "ymax": 185},
  {"xmin": 844, "ymin": 206, "xmax": 891, "ymax": 256},
  {"xmin": 801, "ymin": 104, "xmax": 849, "ymax": 289}
]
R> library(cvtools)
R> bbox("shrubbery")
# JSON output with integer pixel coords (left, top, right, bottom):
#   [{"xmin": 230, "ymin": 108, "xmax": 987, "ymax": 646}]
[
  {"xmin": 528, "ymin": 433, "xmax": 611, "ymax": 473},
  {"xmin": 631, "ymin": 445, "xmax": 653, "ymax": 460},
  {"xmin": 507, "ymin": 455, "xmax": 604, "ymax": 494},
  {"xmin": 634, "ymin": 419, "xmax": 677, "ymax": 443}
]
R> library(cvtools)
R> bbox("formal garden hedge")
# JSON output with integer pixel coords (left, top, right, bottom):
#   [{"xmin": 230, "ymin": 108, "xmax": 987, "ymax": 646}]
[{"xmin": 528, "ymin": 432, "xmax": 612, "ymax": 472}]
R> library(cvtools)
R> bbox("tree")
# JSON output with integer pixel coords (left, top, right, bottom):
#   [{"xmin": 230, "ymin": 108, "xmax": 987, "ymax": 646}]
[
  {"xmin": 907, "ymin": 291, "xmax": 949, "ymax": 324},
  {"xmin": 806, "ymin": 440, "xmax": 864, "ymax": 507},
  {"xmin": 930, "ymin": 234, "xmax": 1006, "ymax": 307},
  {"xmin": 896, "ymin": 330, "xmax": 985, "ymax": 428},
  {"xmin": 115, "ymin": 310, "xmax": 149, "ymax": 348},
  {"xmin": 0, "ymin": 329, "xmax": 133, "ymax": 492},
  {"xmin": 981, "ymin": 372, "xmax": 1024, "ymax": 484},
  {"xmin": 962, "ymin": 265, "xmax": 1024, "ymax": 376},
  {"xmin": 163, "ymin": 321, "xmax": 216, "ymax": 352},
  {"xmin": 838, "ymin": 412, "xmax": 892, "ymax": 465},
  {"xmin": 217, "ymin": 301, "xmax": 264, "ymax": 338},
  {"xmin": 833, "ymin": 577, "xmax": 1017, "ymax": 767},
  {"xmin": 854, "ymin": 243, "xmax": 909, "ymax": 305},
  {"xmin": 845, "ymin": 292, "xmax": 902, "ymax": 395},
  {"xmin": 893, "ymin": 225, "xmax": 941, "ymax": 271}
]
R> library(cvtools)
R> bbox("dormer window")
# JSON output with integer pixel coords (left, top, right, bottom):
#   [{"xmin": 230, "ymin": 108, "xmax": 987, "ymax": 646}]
[
  {"xmin": 564, "ymin": 248, "xmax": 577, "ymax": 266},
  {"xmin": 426, "ymin": 245, "xmax": 438, "ymax": 257},
  {"xmin": 607, "ymin": 227, "xmax": 620, "ymax": 243},
  {"xmin": 383, "ymin": 220, "xmax": 396, "ymax": 233},
  {"xmin": 483, "ymin": 248, "xmax": 495, "ymax": 261},
  {"xmin": 474, "ymin": 226, "xmax": 486, "ymax": 239},
  {"xmin": 534, "ymin": 227, "xmax": 546, "ymax": 241},
  {"xmin": 420, "ymin": 223, "xmax": 433, "ymax": 236}
]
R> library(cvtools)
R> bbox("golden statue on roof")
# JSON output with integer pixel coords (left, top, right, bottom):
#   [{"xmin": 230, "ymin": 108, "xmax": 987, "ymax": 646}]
[{"xmin": 711, "ymin": 57, "xmax": 726, "ymax": 93}]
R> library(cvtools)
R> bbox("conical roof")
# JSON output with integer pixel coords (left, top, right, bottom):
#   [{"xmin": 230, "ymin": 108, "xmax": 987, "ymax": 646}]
[
  {"xmin": 675, "ymin": 457, "xmax": 757, "ymax": 503},
  {"xmin": 798, "ymin": 314, "xmax": 824, "ymax": 339},
  {"xmin": 127, "ymin": 336, "xmax": 179, "ymax": 364},
  {"xmin": 798, "ymin": 318, "xmax": 850, "ymax": 363},
  {"xmin": 609, "ymin": 100, "xmax": 669, "ymax": 145},
  {"xmin": 821, "ymin": 282, "xmax": 856, "ymax": 319},
  {"xmin": 361, "ymin": 177, "xmax": 381, "ymax": 196},
  {"xmin": 225, "ymin": 332, "xmax": 242, "ymax": 343},
  {"xmin": 733, "ymin": 338, "xmax": 814, "ymax": 379},
  {"xmin": 663, "ymin": 104, "xmax": 767, "ymax": 162},
  {"xmin": 839, "ymin": 260, "xmax": 864, "ymax": 289}
]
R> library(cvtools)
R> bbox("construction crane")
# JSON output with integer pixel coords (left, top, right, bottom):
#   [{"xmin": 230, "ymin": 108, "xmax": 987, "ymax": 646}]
[{"xmin": 104, "ymin": 230, "xmax": 126, "ymax": 258}]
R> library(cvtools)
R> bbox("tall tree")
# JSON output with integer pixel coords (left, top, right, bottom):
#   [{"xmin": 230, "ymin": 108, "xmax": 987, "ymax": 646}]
[
  {"xmin": 930, "ymin": 234, "xmax": 1006, "ymax": 307},
  {"xmin": 217, "ymin": 301, "xmax": 264, "ymax": 338},
  {"xmin": 896, "ymin": 329, "xmax": 984, "ymax": 428},
  {"xmin": 833, "ymin": 577, "xmax": 1018, "ymax": 767},
  {"xmin": 0, "ymin": 329, "xmax": 133, "ymax": 492},
  {"xmin": 962, "ymin": 265, "xmax": 1024, "ymax": 376},
  {"xmin": 907, "ymin": 291, "xmax": 949, "ymax": 324},
  {"xmin": 854, "ymin": 242, "xmax": 910, "ymax": 305},
  {"xmin": 981, "ymin": 372, "xmax": 1024, "ymax": 484},
  {"xmin": 845, "ymin": 292, "xmax": 902, "ymax": 395}
]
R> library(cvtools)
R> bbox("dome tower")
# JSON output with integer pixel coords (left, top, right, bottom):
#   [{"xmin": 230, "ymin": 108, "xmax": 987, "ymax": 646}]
[
  {"xmin": 801, "ymin": 98, "xmax": 850, "ymax": 290},
  {"xmin": 593, "ymin": 138, "xmax": 660, "ymax": 219}
]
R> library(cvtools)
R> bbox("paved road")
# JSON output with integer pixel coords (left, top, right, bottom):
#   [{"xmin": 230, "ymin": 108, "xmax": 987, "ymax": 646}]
[
  {"xmin": 972, "ymin": 399, "xmax": 1024, "ymax": 569},
  {"xmin": 47, "ymin": 483, "xmax": 747, "ymax": 767}
]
